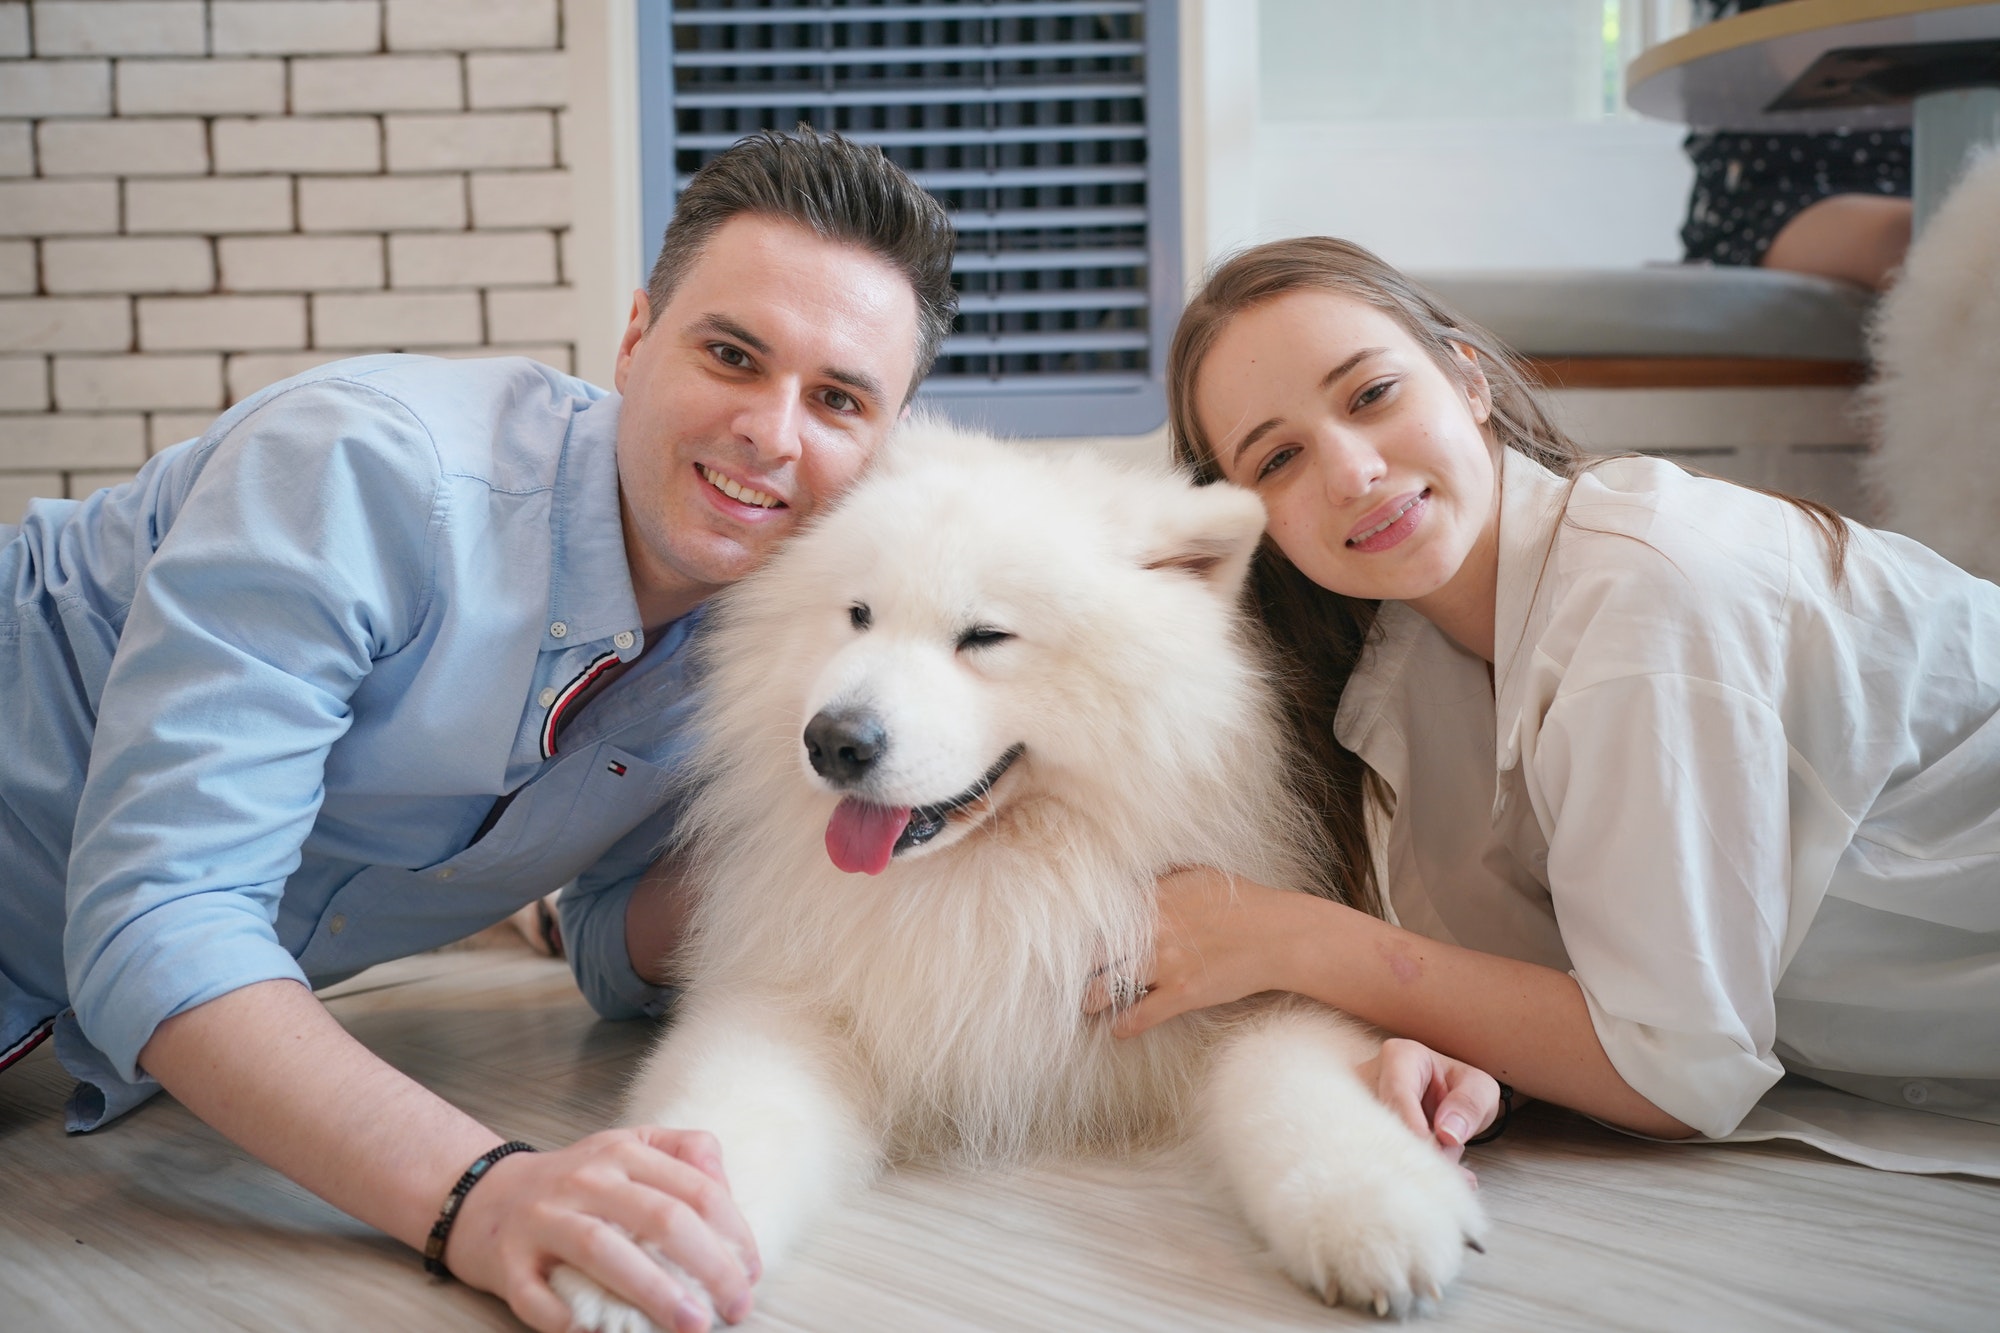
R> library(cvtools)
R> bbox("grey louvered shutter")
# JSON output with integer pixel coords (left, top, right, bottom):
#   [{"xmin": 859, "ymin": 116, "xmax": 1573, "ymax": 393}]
[{"xmin": 637, "ymin": 0, "xmax": 1182, "ymax": 437}]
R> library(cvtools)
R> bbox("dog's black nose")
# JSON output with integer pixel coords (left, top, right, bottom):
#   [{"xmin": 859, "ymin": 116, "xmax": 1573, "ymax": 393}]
[{"xmin": 804, "ymin": 710, "xmax": 886, "ymax": 787}]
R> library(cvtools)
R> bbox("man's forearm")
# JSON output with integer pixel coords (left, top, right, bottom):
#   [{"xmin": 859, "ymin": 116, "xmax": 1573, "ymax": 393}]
[
  {"xmin": 138, "ymin": 979, "xmax": 504, "ymax": 1250},
  {"xmin": 625, "ymin": 854, "xmax": 699, "ymax": 986},
  {"xmin": 1278, "ymin": 897, "xmax": 1695, "ymax": 1139}
]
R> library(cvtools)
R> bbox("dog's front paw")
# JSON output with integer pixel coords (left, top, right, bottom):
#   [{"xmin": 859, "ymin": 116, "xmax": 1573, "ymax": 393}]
[
  {"xmin": 1259, "ymin": 1136, "xmax": 1486, "ymax": 1318},
  {"xmin": 551, "ymin": 1255, "xmax": 715, "ymax": 1333}
]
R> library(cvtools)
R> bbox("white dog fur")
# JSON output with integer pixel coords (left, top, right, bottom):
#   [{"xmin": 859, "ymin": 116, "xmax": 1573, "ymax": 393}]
[
  {"xmin": 1864, "ymin": 146, "xmax": 2000, "ymax": 582},
  {"xmin": 554, "ymin": 422, "xmax": 1485, "ymax": 1330}
]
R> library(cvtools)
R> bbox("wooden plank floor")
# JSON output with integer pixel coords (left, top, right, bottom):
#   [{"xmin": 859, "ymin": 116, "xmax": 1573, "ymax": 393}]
[{"xmin": 4, "ymin": 948, "xmax": 1997, "ymax": 1333}]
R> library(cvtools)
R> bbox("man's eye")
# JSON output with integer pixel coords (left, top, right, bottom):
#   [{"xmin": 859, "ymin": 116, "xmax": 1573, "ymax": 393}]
[
  {"xmin": 1256, "ymin": 446, "xmax": 1298, "ymax": 482},
  {"xmin": 711, "ymin": 343, "xmax": 750, "ymax": 368},
  {"xmin": 823, "ymin": 388, "xmax": 857, "ymax": 413}
]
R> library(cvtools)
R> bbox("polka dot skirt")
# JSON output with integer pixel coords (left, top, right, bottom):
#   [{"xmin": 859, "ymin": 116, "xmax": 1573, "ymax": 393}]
[{"xmin": 1680, "ymin": 127, "xmax": 1912, "ymax": 266}]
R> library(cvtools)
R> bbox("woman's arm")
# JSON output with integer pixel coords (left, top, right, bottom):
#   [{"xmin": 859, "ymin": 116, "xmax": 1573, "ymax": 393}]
[
  {"xmin": 140, "ymin": 979, "xmax": 760, "ymax": 1333},
  {"xmin": 1108, "ymin": 869, "xmax": 1694, "ymax": 1140}
]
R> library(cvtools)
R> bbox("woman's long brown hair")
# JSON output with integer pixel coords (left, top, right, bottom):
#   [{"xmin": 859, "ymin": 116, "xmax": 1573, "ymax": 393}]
[{"xmin": 1166, "ymin": 236, "xmax": 1850, "ymax": 916}]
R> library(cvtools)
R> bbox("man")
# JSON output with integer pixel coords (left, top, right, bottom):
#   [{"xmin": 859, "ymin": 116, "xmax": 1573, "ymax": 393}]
[{"xmin": 0, "ymin": 129, "xmax": 956, "ymax": 1333}]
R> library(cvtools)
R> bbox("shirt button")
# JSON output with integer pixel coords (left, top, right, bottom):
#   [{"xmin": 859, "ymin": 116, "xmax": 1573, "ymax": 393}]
[
  {"xmin": 435, "ymin": 867, "xmax": 456, "ymax": 882},
  {"xmin": 549, "ymin": 621, "xmax": 568, "ymax": 639},
  {"xmin": 538, "ymin": 686, "xmax": 558, "ymax": 708},
  {"xmin": 1903, "ymin": 1081, "xmax": 1930, "ymax": 1106},
  {"xmin": 328, "ymin": 913, "xmax": 346, "ymax": 936},
  {"xmin": 613, "ymin": 630, "xmax": 635, "ymax": 651}
]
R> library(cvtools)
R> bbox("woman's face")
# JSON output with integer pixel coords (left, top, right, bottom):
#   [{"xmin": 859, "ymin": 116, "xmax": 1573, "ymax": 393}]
[{"xmin": 1194, "ymin": 290, "xmax": 1500, "ymax": 619}]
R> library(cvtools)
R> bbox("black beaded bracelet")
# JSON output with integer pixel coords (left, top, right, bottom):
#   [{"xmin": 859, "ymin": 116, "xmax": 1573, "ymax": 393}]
[
  {"xmin": 1466, "ymin": 1083, "xmax": 1514, "ymax": 1147},
  {"xmin": 424, "ymin": 1139, "xmax": 538, "ymax": 1279}
]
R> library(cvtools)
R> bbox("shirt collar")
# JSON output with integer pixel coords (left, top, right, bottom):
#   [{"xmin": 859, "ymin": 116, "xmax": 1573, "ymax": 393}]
[
  {"xmin": 1490, "ymin": 446, "xmax": 1574, "ymax": 767},
  {"xmin": 544, "ymin": 391, "xmax": 648, "ymax": 658}
]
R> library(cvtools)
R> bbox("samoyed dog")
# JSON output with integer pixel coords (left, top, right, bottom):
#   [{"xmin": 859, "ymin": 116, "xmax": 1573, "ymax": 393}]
[{"xmin": 556, "ymin": 422, "xmax": 1485, "ymax": 1329}]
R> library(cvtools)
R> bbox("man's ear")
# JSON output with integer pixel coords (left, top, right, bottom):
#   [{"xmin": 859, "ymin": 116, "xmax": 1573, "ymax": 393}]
[
  {"xmin": 1142, "ymin": 480, "xmax": 1269, "ymax": 597},
  {"xmin": 613, "ymin": 289, "xmax": 651, "ymax": 393}
]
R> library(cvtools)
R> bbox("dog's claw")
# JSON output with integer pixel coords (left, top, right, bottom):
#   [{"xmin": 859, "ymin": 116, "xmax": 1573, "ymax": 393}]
[
  {"xmin": 1465, "ymin": 1236, "xmax": 1486, "ymax": 1254},
  {"xmin": 1423, "ymin": 1280, "xmax": 1443, "ymax": 1304},
  {"xmin": 1320, "ymin": 1282, "xmax": 1342, "ymax": 1308},
  {"xmin": 1372, "ymin": 1293, "xmax": 1389, "ymax": 1317}
]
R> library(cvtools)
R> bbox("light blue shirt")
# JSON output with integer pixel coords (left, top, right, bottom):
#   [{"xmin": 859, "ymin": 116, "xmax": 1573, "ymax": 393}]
[{"xmin": 0, "ymin": 355, "xmax": 700, "ymax": 1130}]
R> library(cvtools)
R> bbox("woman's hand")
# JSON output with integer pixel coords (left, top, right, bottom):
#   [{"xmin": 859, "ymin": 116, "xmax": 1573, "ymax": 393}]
[
  {"xmin": 1083, "ymin": 865, "xmax": 1317, "ymax": 1037},
  {"xmin": 1356, "ymin": 1037, "xmax": 1503, "ymax": 1178},
  {"xmin": 445, "ymin": 1126, "xmax": 761, "ymax": 1333}
]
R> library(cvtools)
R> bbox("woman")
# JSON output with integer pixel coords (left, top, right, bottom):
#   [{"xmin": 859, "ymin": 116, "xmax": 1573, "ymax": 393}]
[{"xmin": 1100, "ymin": 237, "xmax": 2000, "ymax": 1166}]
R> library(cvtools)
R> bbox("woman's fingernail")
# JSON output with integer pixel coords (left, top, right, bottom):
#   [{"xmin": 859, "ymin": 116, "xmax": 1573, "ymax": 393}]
[
  {"xmin": 674, "ymin": 1297, "xmax": 711, "ymax": 1333},
  {"xmin": 1438, "ymin": 1113, "xmax": 1470, "ymax": 1145}
]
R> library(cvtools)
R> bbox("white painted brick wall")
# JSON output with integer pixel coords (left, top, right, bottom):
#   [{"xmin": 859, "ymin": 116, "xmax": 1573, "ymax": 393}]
[
  {"xmin": 55, "ymin": 353, "xmax": 224, "ymax": 411},
  {"xmin": 127, "ymin": 176, "xmax": 295, "ymax": 234},
  {"xmin": 34, "ymin": 2, "xmax": 207, "ymax": 58},
  {"xmin": 313, "ymin": 290, "xmax": 482, "ymax": 348},
  {"xmin": 0, "ymin": 242, "xmax": 34, "ymax": 293},
  {"xmin": 213, "ymin": 117, "xmax": 381, "ymax": 175},
  {"xmin": 291, "ymin": 55, "xmax": 462, "ymax": 114},
  {"xmin": 43, "ymin": 236, "xmax": 214, "ymax": 293},
  {"xmin": 387, "ymin": 0, "xmax": 557, "ymax": 53},
  {"xmin": 211, "ymin": 1, "xmax": 380, "ymax": 56},
  {"xmin": 299, "ymin": 174, "xmax": 465, "ymax": 232},
  {"xmin": 389, "ymin": 230, "xmax": 556, "ymax": 289},
  {"xmin": 117, "ymin": 58, "xmax": 288, "ymax": 116},
  {"xmin": 138, "ymin": 295, "xmax": 309, "ymax": 352},
  {"xmin": 37, "ymin": 117, "xmax": 207, "ymax": 175},
  {"xmin": 1, "ymin": 0, "xmax": 579, "ymax": 519},
  {"xmin": 386, "ymin": 112, "xmax": 555, "ymax": 172},
  {"xmin": 0, "ymin": 120, "xmax": 29, "ymax": 174}
]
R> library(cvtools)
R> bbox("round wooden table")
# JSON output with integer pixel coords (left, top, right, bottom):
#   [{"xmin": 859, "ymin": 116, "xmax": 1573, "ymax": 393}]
[{"xmin": 1626, "ymin": 0, "xmax": 2000, "ymax": 224}]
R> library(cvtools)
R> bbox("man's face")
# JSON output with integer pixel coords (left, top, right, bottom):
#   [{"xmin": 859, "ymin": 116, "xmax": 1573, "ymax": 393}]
[{"xmin": 613, "ymin": 213, "xmax": 925, "ymax": 628}]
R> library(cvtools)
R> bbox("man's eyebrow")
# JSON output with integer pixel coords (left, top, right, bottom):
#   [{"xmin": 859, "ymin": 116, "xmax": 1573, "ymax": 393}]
[
  {"xmin": 1227, "ymin": 346, "xmax": 1389, "ymax": 469},
  {"xmin": 686, "ymin": 313, "xmax": 771, "ymax": 357}
]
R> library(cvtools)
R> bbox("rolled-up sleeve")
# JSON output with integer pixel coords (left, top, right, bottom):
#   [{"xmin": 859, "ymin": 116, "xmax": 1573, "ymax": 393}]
[
  {"xmin": 1533, "ymin": 673, "xmax": 1796, "ymax": 1137},
  {"xmin": 560, "ymin": 811, "xmax": 682, "ymax": 1022},
  {"xmin": 63, "ymin": 380, "xmax": 439, "ymax": 1083}
]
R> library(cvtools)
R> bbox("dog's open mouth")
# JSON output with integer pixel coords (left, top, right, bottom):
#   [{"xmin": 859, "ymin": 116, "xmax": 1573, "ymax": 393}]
[{"xmin": 824, "ymin": 744, "xmax": 1026, "ymax": 876}]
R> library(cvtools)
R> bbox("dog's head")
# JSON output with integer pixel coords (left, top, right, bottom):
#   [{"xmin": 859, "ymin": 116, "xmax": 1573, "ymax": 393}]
[{"xmin": 698, "ymin": 417, "xmax": 1271, "ymax": 876}]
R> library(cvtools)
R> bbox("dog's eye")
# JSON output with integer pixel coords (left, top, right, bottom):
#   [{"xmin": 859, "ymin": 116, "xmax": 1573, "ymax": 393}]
[
  {"xmin": 849, "ymin": 603, "xmax": 872, "ymax": 631},
  {"xmin": 956, "ymin": 626, "xmax": 1013, "ymax": 651}
]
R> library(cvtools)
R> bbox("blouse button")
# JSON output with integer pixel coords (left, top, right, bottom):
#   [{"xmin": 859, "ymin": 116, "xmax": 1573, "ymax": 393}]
[
  {"xmin": 614, "ymin": 630, "xmax": 635, "ymax": 651},
  {"xmin": 1902, "ymin": 1081, "xmax": 1930, "ymax": 1106},
  {"xmin": 538, "ymin": 687, "xmax": 558, "ymax": 708},
  {"xmin": 549, "ymin": 621, "xmax": 569, "ymax": 639},
  {"xmin": 328, "ymin": 914, "xmax": 346, "ymax": 936}
]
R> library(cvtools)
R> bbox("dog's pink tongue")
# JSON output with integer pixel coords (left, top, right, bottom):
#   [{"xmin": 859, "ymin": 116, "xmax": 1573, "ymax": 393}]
[{"xmin": 825, "ymin": 798, "xmax": 912, "ymax": 875}]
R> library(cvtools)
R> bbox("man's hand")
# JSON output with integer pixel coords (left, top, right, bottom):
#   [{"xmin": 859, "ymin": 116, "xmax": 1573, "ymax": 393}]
[
  {"xmin": 446, "ymin": 1126, "xmax": 760, "ymax": 1333},
  {"xmin": 1355, "ymin": 1037, "xmax": 1502, "ymax": 1181}
]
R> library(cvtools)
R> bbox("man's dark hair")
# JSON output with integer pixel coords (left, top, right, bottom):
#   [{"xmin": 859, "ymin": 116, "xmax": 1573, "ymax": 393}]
[{"xmin": 646, "ymin": 127, "xmax": 958, "ymax": 397}]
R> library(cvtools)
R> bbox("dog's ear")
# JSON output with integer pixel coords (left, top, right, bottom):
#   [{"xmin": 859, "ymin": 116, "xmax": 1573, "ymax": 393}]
[{"xmin": 1141, "ymin": 480, "xmax": 1268, "ymax": 595}]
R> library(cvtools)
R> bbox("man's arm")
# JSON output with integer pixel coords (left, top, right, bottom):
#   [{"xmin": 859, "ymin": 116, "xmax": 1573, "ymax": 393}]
[
  {"xmin": 626, "ymin": 853, "xmax": 701, "ymax": 987},
  {"xmin": 141, "ymin": 979, "xmax": 759, "ymax": 1333}
]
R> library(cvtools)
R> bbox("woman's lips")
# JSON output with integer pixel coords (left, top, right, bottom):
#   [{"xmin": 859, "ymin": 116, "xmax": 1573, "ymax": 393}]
[{"xmin": 1346, "ymin": 489, "xmax": 1429, "ymax": 553}]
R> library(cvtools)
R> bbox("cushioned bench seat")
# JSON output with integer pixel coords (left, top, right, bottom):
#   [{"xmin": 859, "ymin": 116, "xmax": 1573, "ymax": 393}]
[{"xmin": 1412, "ymin": 267, "xmax": 1876, "ymax": 388}]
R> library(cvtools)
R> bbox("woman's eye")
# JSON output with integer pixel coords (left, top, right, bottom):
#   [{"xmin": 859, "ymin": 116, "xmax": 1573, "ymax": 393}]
[
  {"xmin": 849, "ymin": 603, "xmax": 871, "ymax": 631},
  {"xmin": 956, "ymin": 626, "xmax": 1013, "ymax": 651},
  {"xmin": 1256, "ymin": 446, "xmax": 1298, "ymax": 482},
  {"xmin": 1354, "ymin": 379, "xmax": 1396, "ymax": 410}
]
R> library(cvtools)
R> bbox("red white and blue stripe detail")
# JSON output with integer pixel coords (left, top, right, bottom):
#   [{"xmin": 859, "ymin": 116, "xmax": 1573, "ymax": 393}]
[{"xmin": 540, "ymin": 649, "xmax": 621, "ymax": 759}]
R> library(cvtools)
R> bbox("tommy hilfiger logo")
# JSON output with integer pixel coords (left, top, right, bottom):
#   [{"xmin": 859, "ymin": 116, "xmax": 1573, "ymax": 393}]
[
  {"xmin": 607, "ymin": 761, "xmax": 627, "ymax": 776},
  {"xmin": 540, "ymin": 649, "xmax": 621, "ymax": 759}
]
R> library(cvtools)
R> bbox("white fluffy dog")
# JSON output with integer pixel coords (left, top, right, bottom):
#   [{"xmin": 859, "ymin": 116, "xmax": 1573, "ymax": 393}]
[
  {"xmin": 556, "ymin": 422, "xmax": 1485, "ymax": 1329},
  {"xmin": 1865, "ymin": 146, "xmax": 2000, "ymax": 581}
]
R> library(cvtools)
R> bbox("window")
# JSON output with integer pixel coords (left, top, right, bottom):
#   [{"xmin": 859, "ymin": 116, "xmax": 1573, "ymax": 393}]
[{"xmin": 638, "ymin": 0, "xmax": 1183, "ymax": 437}]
